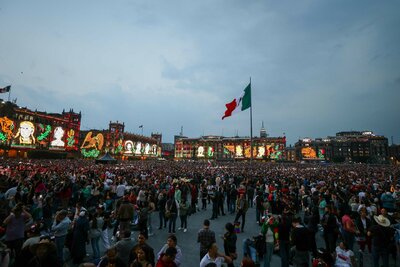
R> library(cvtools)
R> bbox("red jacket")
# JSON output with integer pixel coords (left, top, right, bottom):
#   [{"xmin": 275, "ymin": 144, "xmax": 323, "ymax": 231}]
[{"xmin": 156, "ymin": 254, "xmax": 177, "ymax": 267}]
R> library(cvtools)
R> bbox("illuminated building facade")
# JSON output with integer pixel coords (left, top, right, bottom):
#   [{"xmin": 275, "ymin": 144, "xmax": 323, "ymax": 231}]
[
  {"xmin": 121, "ymin": 132, "xmax": 161, "ymax": 159},
  {"xmin": 0, "ymin": 100, "xmax": 81, "ymax": 157},
  {"xmin": 389, "ymin": 144, "xmax": 400, "ymax": 165},
  {"xmin": 295, "ymin": 131, "xmax": 388, "ymax": 163},
  {"xmin": 174, "ymin": 135, "xmax": 286, "ymax": 161},
  {"xmin": 79, "ymin": 121, "xmax": 162, "ymax": 159}
]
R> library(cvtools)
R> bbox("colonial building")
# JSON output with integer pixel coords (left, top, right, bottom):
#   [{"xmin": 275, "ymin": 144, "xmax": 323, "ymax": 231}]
[
  {"xmin": 79, "ymin": 121, "xmax": 162, "ymax": 159},
  {"xmin": 174, "ymin": 125, "xmax": 286, "ymax": 160},
  {"xmin": 295, "ymin": 131, "xmax": 388, "ymax": 163},
  {"xmin": 0, "ymin": 100, "xmax": 81, "ymax": 158},
  {"xmin": 388, "ymin": 144, "xmax": 400, "ymax": 164}
]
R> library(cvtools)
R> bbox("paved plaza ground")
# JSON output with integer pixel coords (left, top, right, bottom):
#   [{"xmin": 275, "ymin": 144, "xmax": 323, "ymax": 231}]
[{"xmin": 65, "ymin": 202, "xmax": 398, "ymax": 267}]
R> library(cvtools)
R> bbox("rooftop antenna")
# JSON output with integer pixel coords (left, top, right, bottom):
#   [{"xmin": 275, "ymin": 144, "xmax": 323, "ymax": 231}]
[{"xmin": 180, "ymin": 126, "xmax": 183, "ymax": 136}]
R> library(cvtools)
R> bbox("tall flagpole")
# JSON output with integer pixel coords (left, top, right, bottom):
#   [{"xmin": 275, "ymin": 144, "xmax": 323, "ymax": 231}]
[{"xmin": 250, "ymin": 77, "xmax": 253, "ymax": 163}]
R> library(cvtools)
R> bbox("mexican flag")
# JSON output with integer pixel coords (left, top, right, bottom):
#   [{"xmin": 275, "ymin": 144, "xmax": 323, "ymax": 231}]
[
  {"xmin": 222, "ymin": 83, "xmax": 251, "ymax": 120},
  {"xmin": 0, "ymin": 85, "xmax": 11, "ymax": 93}
]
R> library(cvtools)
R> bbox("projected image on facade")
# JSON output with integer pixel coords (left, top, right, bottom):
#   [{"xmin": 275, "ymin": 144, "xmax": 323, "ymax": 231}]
[
  {"xmin": 124, "ymin": 140, "xmax": 134, "ymax": 154},
  {"xmin": 81, "ymin": 132, "xmax": 104, "ymax": 158},
  {"xmin": 50, "ymin": 126, "xmax": 65, "ymax": 147},
  {"xmin": 66, "ymin": 129, "xmax": 77, "ymax": 149},
  {"xmin": 114, "ymin": 139, "xmax": 123, "ymax": 154},
  {"xmin": 135, "ymin": 142, "xmax": 142, "ymax": 154},
  {"xmin": 36, "ymin": 124, "xmax": 52, "ymax": 146},
  {"xmin": 235, "ymin": 145, "xmax": 243, "ymax": 157},
  {"xmin": 223, "ymin": 145, "xmax": 235, "ymax": 156},
  {"xmin": 208, "ymin": 147, "xmax": 214, "ymax": 157},
  {"xmin": 257, "ymin": 146, "xmax": 265, "ymax": 158},
  {"xmin": 145, "ymin": 143, "xmax": 151, "ymax": 154},
  {"xmin": 197, "ymin": 146, "xmax": 205, "ymax": 157},
  {"xmin": 267, "ymin": 144, "xmax": 283, "ymax": 159},
  {"xmin": 318, "ymin": 149, "xmax": 325, "ymax": 159},
  {"xmin": 0, "ymin": 117, "xmax": 15, "ymax": 143},
  {"xmin": 13, "ymin": 121, "xmax": 35, "ymax": 146},
  {"xmin": 301, "ymin": 147, "xmax": 317, "ymax": 159}
]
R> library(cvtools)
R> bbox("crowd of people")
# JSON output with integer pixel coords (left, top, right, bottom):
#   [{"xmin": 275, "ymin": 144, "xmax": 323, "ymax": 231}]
[{"xmin": 0, "ymin": 159, "xmax": 399, "ymax": 267}]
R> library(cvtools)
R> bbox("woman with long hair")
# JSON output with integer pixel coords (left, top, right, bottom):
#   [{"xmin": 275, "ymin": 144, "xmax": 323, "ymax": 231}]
[{"xmin": 130, "ymin": 246, "xmax": 153, "ymax": 267}]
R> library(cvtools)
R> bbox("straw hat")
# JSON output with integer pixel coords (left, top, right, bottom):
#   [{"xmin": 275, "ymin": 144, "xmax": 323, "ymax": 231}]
[{"xmin": 373, "ymin": 215, "xmax": 390, "ymax": 227}]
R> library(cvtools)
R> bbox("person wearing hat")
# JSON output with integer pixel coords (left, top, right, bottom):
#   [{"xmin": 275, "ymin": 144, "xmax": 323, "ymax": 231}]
[{"xmin": 367, "ymin": 214, "xmax": 395, "ymax": 267}]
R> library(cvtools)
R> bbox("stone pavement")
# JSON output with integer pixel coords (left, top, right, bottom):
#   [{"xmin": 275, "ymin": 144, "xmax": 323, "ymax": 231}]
[{"xmin": 67, "ymin": 203, "xmax": 397, "ymax": 267}]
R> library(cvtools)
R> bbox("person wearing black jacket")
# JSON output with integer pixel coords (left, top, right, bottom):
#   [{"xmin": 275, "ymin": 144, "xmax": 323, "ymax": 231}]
[
  {"xmin": 291, "ymin": 216, "xmax": 311, "ymax": 267},
  {"xmin": 209, "ymin": 187, "xmax": 218, "ymax": 220},
  {"xmin": 165, "ymin": 196, "xmax": 178, "ymax": 234},
  {"xmin": 201, "ymin": 185, "xmax": 208, "ymax": 210},
  {"xmin": 355, "ymin": 207, "xmax": 372, "ymax": 253},
  {"xmin": 255, "ymin": 191, "xmax": 264, "ymax": 224},
  {"xmin": 321, "ymin": 206, "xmax": 339, "ymax": 253},
  {"xmin": 223, "ymin": 222, "xmax": 237, "ymax": 267},
  {"xmin": 157, "ymin": 191, "xmax": 167, "ymax": 229},
  {"xmin": 367, "ymin": 215, "xmax": 395, "ymax": 267},
  {"xmin": 304, "ymin": 206, "xmax": 319, "ymax": 257},
  {"xmin": 278, "ymin": 210, "xmax": 293, "ymax": 267},
  {"xmin": 217, "ymin": 187, "xmax": 226, "ymax": 216}
]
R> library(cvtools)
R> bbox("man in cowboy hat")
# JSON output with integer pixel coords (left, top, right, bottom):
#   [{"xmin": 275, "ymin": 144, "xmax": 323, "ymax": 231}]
[{"xmin": 367, "ymin": 214, "xmax": 395, "ymax": 267}]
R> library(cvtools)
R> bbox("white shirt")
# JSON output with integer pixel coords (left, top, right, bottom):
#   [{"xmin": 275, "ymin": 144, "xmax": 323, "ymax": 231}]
[
  {"xmin": 335, "ymin": 246, "xmax": 354, "ymax": 267},
  {"xmin": 265, "ymin": 227, "xmax": 274, "ymax": 243},
  {"xmin": 116, "ymin": 184, "xmax": 126, "ymax": 197},
  {"xmin": 200, "ymin": 253, "xmax": 225, "ymax": 267}
]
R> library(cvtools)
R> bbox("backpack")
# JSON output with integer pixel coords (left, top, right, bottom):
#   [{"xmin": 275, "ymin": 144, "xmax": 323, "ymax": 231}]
[
  {"xmin": 139, "ymin": 207, "xmax": 148, "ymax": 224},
  {"xmin": 254, "ymin": 235, "xmax": 266, "ymax": 257}
]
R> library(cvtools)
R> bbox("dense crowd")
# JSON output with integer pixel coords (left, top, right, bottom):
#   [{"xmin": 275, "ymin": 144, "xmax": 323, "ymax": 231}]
[{"xmin": 0, "ymin": 159, "xmax": 399, "ymax": 267}]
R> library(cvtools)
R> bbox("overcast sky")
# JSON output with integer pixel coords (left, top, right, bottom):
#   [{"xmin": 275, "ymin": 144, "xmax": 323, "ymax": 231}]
[{"xmin": 0, "ymin": 0, "xmax": 399, "ymax": 145}]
